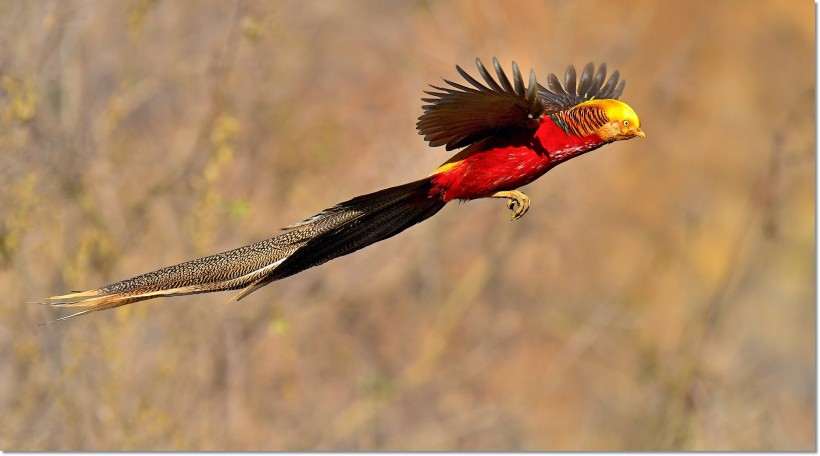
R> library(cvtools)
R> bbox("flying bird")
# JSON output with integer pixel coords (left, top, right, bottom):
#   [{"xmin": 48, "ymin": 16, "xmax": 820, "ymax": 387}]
[{"xmin": 42, "ymin": 58, "xmax": 644, "ymax": 322}]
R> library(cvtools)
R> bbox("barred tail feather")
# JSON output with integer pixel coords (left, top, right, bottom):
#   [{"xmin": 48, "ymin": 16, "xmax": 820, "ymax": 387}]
[
  {"xmin": 270, "ymin": 184, "xmax": 445, "ymax": 281},
  {"xmin": 41, "ymin": 177, "xmax": 444, "ymax": 322}
]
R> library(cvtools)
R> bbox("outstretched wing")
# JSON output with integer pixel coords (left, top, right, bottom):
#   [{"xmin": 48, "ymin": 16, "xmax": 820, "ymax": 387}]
[
  {"xmin": 417, "ymin": 57, "xmax": 544, "ymax": 151},
  {"xmin": 417, "ymin": 58, "xmax": 626, "ymax": 151},
  {"xmin": 538, "ymin": 62, "xmax": 626, "ymax": 113}
]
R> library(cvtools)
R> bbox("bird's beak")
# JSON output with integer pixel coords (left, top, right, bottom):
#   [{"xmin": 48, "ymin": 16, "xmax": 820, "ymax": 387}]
[{"xmin": 635, "ymin": 128, "xmax": 646, "ymax": 139}]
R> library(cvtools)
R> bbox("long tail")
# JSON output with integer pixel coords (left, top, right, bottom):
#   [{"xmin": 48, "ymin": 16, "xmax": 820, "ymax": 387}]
[{"xmin": 41, "ymin": 178, "xmax": 445, "ymax": 322}]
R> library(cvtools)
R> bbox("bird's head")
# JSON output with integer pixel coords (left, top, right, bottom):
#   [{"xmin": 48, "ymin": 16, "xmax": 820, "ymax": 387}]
[{"xmin": 578, "ymin": 99, "xmax": 645, "ymax": 142}]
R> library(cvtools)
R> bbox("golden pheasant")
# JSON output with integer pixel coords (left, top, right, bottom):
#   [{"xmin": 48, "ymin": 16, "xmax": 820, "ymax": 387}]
[{"xmin": 42, "ymin": 58, "xmax": 644, "ymax": 322}]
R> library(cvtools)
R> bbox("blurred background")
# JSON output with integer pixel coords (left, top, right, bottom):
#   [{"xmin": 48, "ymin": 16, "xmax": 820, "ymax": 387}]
[{"xmin": 0, "ymin": 0, "xmax": 814, "ymax": 450}]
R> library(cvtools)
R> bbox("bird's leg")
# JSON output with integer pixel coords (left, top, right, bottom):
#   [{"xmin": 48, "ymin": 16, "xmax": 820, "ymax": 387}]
[{"xmin": 491, "ymin": 190, "xmax": 531, "ymax": 221}]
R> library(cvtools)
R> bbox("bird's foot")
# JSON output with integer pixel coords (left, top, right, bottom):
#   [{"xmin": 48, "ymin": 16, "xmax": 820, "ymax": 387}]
[{"xmin": 491, "ymin": 190, "xmax": 531, "ymax": 221}]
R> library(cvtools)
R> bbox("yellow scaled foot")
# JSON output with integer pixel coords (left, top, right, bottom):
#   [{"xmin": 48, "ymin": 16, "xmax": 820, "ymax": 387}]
[{"xmin": 491, "ymin": 190, "xmax": 531, "ymax": 221}]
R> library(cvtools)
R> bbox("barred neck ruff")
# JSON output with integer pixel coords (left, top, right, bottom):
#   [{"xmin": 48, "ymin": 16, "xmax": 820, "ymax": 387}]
[{"xmin": 548, "ymin": 102, "xmax": 610, "ymax": 138}]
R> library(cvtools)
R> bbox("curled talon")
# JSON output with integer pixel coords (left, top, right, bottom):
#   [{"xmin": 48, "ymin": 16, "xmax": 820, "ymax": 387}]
[
  {"xmin": 509, "ymin": 195, "xmax": 530, "ymax": 221},
  {"xmin": 491, "ymin": 190, "xmax": 530, "ymax": 221}
]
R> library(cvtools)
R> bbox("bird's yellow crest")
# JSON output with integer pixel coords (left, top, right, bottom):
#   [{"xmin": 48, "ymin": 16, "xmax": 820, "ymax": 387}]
[{"xmin": 577, "ymin": 99, "xmax": 645, "ymax": 141}]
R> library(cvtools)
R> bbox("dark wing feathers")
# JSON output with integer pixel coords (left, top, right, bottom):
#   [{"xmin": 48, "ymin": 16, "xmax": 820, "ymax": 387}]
[
  {"xmin": 417, "ymin": 57, "xmax": 544, "ymax": 151},
  {"xmin": 537, "ymin": 62, "xmax": 625, "ymax": 111},
  {"xmin": 599, "ymin": 70, "xmax": 626, "ymax": 99},
  {"xmin": 565, "ymin": 65, "xmax": 577, "ymax": 96},
  {"xmin": 417, "ymin": 57, "xmax": 626, "ymax": 150}
]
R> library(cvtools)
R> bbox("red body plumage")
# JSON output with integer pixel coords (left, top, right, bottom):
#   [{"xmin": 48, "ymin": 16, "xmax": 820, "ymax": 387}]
[{"xmin": 430, "ymin": 119, "xmax": 607, "ymax": 202}]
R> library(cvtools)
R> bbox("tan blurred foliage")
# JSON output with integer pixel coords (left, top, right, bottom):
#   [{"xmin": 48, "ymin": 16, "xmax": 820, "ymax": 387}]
[{"xmin": 0, "ymin": 0, "xmax": 814, "ymax": 450}]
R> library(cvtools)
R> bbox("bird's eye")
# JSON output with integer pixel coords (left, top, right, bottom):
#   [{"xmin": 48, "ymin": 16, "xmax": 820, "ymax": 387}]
[{"xmin": 623, "ymin": 120, "xmax": 629, "ymax": 126}]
